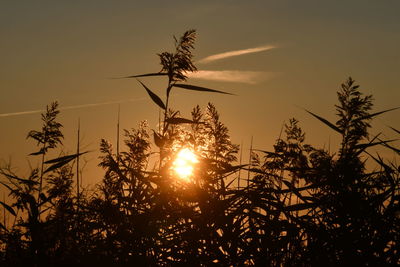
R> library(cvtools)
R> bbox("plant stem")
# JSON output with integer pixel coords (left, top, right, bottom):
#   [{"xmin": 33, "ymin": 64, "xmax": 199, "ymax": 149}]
[{"xmin": 76, "ymin": 118, "xmax": 80, "ymax": 211}]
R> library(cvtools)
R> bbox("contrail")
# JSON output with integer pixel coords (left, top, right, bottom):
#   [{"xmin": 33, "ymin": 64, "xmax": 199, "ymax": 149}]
[
  {"xmin": 187, "ymin": 70, "xmax": 275, "ymax": 84},
  {"xmin": 198, "ymin": 44, "xmax": 276, "ymax": 64},
  {"xmin": 0, "ymin": 97, "xmax": 148, "ymax": 118}
]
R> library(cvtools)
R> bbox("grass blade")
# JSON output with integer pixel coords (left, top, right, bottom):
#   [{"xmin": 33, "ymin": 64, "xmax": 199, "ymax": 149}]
[
  {"xmin": 44, "ymin": 159, "xmax": 73, "ymax": 174},
  {"xmin": 0, "ymin": 201, "xmax": 16, "ymax": 216},
  {"xmin": 174, "ymin": 84, "xmax": 234, "ymax": 95},
  {"xmin": 113, "ymin": 72, "xmax": 168, "ymax": 79},
  {"xmin": 366, "ymin": 152, "xmax": 394, "ymax": 174},
  {"xmin": 137, "ymin": 80, "xmax": 166, "ymax": 110},
  {"xmin": 388, "ymin": 126, "xmax": 400, "ymax": 135},
  {"xmin": 379, "ymin": 140, "xmax": 400, "ymax": 155},
  {"xmin": 44, "ymin": 151, "xmax": 89, "ymax": 164},
  {"xmin": 354, "ymin": 107, "xmax": 399, "ymax": 122},
  {"xmin": 305, "ymin": 109, "xmax": 342, "ymax": 134},
  {"xmin": 29, "ymin": 150, "xmax": 44, "ymax": 156},
  {"xmin": 44, "ymin": 152, "xmax": 89, "ymax": 174},
  {"xmin": 355, "ymin": 139, "xmax": 396, "ymax": 151},
  {"xmin": 0, "ymin": 172, "xmax": 38, "ymax": 185},
  {"xmin": 0, "ymin": 181, "xmax": 13, "ymax": 191},
  {"xmin": 253, "ymin": 149, "xmax": 280, "ymax": 157}
]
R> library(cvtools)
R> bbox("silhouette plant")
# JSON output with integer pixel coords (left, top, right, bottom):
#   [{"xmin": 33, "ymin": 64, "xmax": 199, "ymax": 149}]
[
  {"xmin": 97, "ymin": 29, "xmax": 243, "ymax": 265},
  {"xmin": 0, "ymin": 102, "xmax": 89, "ymax": 266},
  {"xmin": 248, "ymin": 77, "xmax": 400, "ymax": 265},
  {"xmin": 1, "ymin": 30, "xmax": 399, "ymax": 266},
  {"xmin": 27, "ymin": 101, "xmax": 64, "ymax": 197}
]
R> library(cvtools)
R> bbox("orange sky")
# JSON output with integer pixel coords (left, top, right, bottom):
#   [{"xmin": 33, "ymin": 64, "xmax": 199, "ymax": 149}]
[{"xmin": 1, "ymin": 1, "xmax": 399, "ymax": 188}]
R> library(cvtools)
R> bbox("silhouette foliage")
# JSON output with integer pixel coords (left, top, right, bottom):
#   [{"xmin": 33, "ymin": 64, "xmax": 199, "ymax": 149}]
[{"xmin": 0, "ymin": 30, "xmax": 399, "ymax": 266}]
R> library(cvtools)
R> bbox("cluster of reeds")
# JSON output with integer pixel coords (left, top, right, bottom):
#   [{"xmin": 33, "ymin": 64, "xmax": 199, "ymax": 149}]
[{"xmin": 0, "ymin": 30, "xmax": 399, "ymax": 266}]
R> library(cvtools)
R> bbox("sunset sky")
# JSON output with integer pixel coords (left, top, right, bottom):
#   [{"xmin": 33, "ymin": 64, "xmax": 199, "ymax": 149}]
[{"xmin": 1, "ymin": 1, "xmax": 399, "ymax": 187}]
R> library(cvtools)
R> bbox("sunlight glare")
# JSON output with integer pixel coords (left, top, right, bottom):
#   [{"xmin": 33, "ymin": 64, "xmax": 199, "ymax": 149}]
[{"xmin": 173, "ymin": 148, "xmax": 198, "ymax": 181}]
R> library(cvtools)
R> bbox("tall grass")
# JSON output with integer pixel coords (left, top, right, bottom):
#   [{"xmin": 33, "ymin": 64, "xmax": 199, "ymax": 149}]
[{"xmin": 0, "ymin": 30, "xmax": 399, "ymax": 266}]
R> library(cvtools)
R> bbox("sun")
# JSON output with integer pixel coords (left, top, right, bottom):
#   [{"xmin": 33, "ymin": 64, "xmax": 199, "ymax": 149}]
[{"xmin": 172, "ymin": 148, "xmax": 199, "ymax": 181}]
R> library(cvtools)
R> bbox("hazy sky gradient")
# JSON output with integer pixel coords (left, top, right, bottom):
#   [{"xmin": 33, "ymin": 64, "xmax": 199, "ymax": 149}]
[{"xmin": 1, "ymin": 1, "xmax": 399, "ymax": 187}]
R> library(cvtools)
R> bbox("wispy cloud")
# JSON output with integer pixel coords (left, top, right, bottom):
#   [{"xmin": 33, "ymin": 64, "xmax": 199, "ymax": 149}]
[
  {"xmin": 198, "ymin": 45, "xmax": 276, "ymax": 64},
  {"xmin": 187, "ymin": 70, "xmax": 276, "ymax": 84},
  {"xmin": 0, "ymin": 97, "xmax": 147, "ymax": 118}
]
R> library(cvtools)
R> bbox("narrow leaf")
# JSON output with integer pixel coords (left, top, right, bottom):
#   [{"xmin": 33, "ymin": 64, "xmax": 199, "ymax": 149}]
[
  {"xmin": 353, "ymin": 133, "xmax": 381, "ymax": 157},
  {"xmin": 305, "ymin": 109, "xmax": 342, "ymax": 134},
  {"xmin": 388, "ymin": 126, "xmax": 400, "ymax": 135},
  {"xmin": 167, "ymin": 85, "xmax": 173, "ymax": 98},
  {"xmin": 113, "ymin": 72, "xmax": 168, "ymax": 79},
  {"xmin": 0, "ymin": 201, "xmax": 16, "ymax": 216},
  {"xmin": 355, "ymin": 107, "xmax": 400, "ymax": 122},
  {"xmin": 366, "ymin": 152, "xmax": 394, "ymax": 173},
  {"xmin": 174, "ymin": 83, "xmax": 234, "ymax": 95},
  {"xmin": 226, "ymin": 178, "xmax": 237, "ymax": 188},
  {"xmin": 0, "ymin": 181, "xmax": 13, "ymax": 191},
  {"xmin": 29, "ymin": 150, "xmax": 44, "ymax": 156},
  {"xmin": 380, "ymin": 141, "xmax": 400, "ymax": 155},
  {"xmin": 44, "ymin": 151, "xmax": 89, "ymax": 164},
  {"xmin": 137, "ymin": 80, "xmax": 166, "ymax": 110},
  {"xmin": 355, "ymin": 139, "xmax": 396, "ymax": 151},
  {"xmin": 0, "ymin": 172, "xmax": 38, "ymax": 185},
  {"xmin": 253, "ymin": 149, "xmax": 280, "ymax": 157},
  {"xmin": 44, "ymin": 156, "xmax": 77, "ymax": 174}
]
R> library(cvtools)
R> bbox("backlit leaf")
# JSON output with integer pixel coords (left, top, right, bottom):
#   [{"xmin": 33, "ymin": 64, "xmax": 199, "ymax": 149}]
[
  {"xmin": 253, "ymin": 149, "xmax": 280, "ymax": 157},
  {"xmin": 137, "ymin": 80, "xmax": 166, "ymax": 110},
  {"xmin": 354, "ymin": 107, "xmax": 399, "ymax": 122},
  {"xmin": 355, "ymin": 139, "xmax": 395, "ymax": 151},
  {"xmin": 389, "ymin": 126, "xmax": 400, "ymax": 135},
  {"xmin": 29, "ymin": 150, "xmax": 44, "ymax": 156},
  {"xmin": 174, "ymin": 83, "xmax": 234, "ymax": 95},
  {"xmin": 44, "ymin": 159, "xmax": 73, "ymax": 174},
  {"xmin": 380, "ymin": 141, "xmax": 400, "ymax": 155},
  {"xmin": 44, "ymin": 151, "xmax": 89, "ymax": 164},
  {"xmin": 0, "ymin": 181, "xmax": 13, "ymax": 191},
  {"xmin": 0, "ymin": 201, "xmax": 16, "ymax": 216},
  {"xmin": 113, "ymin": 72, "xmax": 168, "ymax": 79},
  {"xmin": 0, "ymin": 172, "xmax": 38, "ymax": 186},
  {"xmin": 305, "ymin": 109, "xmax": 342, "ymax": 134}
]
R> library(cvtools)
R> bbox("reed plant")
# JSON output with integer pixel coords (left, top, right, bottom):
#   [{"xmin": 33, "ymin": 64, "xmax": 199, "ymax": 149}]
[{"xmin": 0, "ymin": 30, "xmax": 399, "ymax": 266}]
